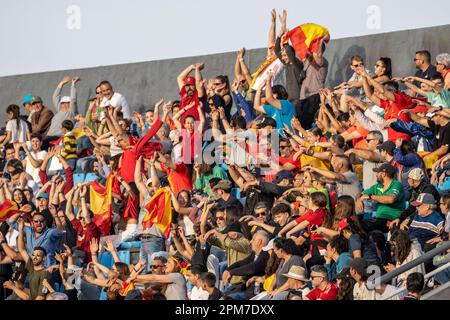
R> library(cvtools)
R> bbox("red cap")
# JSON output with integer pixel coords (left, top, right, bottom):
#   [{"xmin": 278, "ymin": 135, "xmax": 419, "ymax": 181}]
[
  {"xmin": 338, "ymin": 219, "xmax": 350, "ymax": 233},
  {"xmin": 411, "ymin": 105, "xmax": 429, "ymax": 114},
  {"xmin": 183, "ymin": 76, "xmax": 196, "ymax": 86}
]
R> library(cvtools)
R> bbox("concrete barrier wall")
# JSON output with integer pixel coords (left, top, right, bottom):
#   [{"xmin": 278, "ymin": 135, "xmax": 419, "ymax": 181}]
[{"xmin": 1, "ymin": 24, "xmax": 450, "ymax": 123}]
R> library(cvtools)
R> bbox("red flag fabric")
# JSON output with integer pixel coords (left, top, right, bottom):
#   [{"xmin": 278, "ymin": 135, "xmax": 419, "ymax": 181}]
[
  {"xmin": 142, "ymin": 189, "xmax": 172, "ymax": 238},
  {"xmin": 285, "ymin": 23, "xmax": 330, "ymax": 61},
  {"xmin": 89, "ymin": 174, "xmax": 114, "ymax": 235},
  {"xmin": 0, "ymin": 200, "xmax": 23, "ymax": 222}
]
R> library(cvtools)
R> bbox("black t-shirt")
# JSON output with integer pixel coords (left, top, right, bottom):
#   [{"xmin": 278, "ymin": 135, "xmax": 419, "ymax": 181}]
[
  {"xmin": 428, "ymin": 120, "xmax": 450, "ymax": 150},
  {"xmin": 190, "ymin": 241, "xmax": 211, "ymax": 269},
  {"xmin": 414, "ymin": 65, "xmax": 439, "ymax": 84},
  {"xmin": 217, "ymin": 195, "xmax": 243, "ymax": 211},
  {"xmin": 208, "ymin": 287, "xmax": 223, "ymax": 300}
]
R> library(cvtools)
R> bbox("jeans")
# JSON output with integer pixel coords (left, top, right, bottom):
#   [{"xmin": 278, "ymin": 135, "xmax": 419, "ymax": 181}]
[
  {"xmin": 139, "ymin": 236, "xmax": 166, "ymax": 273},
  {"xmin": 434, "ymin": 266, "xmax": 450, "ymax": 285}
]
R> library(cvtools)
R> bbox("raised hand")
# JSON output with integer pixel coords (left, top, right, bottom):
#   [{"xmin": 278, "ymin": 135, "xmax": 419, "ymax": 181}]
[
  {"xmin": 104, "ymin": 239, "xmax": 116, "ymax": 252},
  {"xmin": 271, "ymin": 9, "xmax": 276, "ymax": 22},
  {"xmin": 61, "ymin": 76, "xmax": 71, "ymax": 85},
  {"xmin": 89, "ymin": 238, "xmax": 99, "ymax": 254},
  {"xmin": 72, "ymin": 76, "xmax": 81, "ymax": 84}
]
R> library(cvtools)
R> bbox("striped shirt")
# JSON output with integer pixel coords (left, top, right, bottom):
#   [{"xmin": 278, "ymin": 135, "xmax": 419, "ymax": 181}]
[
  {"xmin": 61, "ymin": 131, "xmax": 77, "ymax": 159},
  {"xmin": 408, "ymin": 211, "xmax": 444, "ymax": 249}
]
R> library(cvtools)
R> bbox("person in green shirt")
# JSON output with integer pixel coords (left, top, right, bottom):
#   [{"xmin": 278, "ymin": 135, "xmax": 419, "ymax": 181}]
[
  {"xmin": 356, "ymin": 163, "xmax": 405, "ymax": 233},
  {"xmin": 193, "ymin": 163, "xmax": 228, "ymax": 196}
]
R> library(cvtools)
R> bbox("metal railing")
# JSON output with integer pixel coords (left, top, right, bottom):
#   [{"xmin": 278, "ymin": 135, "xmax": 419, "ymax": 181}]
[
  {"xmin": 367, "ymin": 241, "xmax": 450, "ymax": 291},
  {"xmin": 381, "ymin": 261, "xmax": 450, "ymax": 300},
  {"xmin": 421, "ymin": 280, "xmax": 450, "ymax": 300}
]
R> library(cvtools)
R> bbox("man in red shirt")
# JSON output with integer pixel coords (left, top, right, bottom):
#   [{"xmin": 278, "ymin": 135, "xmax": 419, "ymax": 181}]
[
  {"xmin": 305, "ymin": 265, "xmax": 338, "ymax": 300},
  {"xmin": 359, "ymin": 69, "xmax": 412, "ymax": 142},
  {"xmin": 176, "ymin": 63, "xmax": 205, "ymax": 122}
]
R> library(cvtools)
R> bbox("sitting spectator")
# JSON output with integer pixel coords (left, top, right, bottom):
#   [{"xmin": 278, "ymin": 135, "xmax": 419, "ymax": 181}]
[
  {"xmin": 347, "ymin": 257, "xmax": 375, "ymax": 300},
  {"xmin": 201, "ymin": 272, "xmax": 223, "ymax": 300},
  {"xmin": 283, "ymin": 265, "xmax": 311, "ymax": 300},
  {"xmin": 305, "ymin": 265, "xmax": 338, "ymax": 300},
  {"xmin": 324, "ymin": 235, "xmax": 352, "ymax": 281},
  {"xmin": 402, "ymin": 272, "xmax": 425, "ymax": 300},
  {"xmin": 30, "ymin": 96, "xmax": 54, "ymax": 137}
]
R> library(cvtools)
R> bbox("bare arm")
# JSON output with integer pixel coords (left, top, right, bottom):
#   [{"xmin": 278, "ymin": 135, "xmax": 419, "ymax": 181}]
[
  {"xmin": 177, "ymin": 64, "xmax": 195, "ymax": 90},
  {"xmin": 253, "ymin": 87, "xmax": 266, "ymax": 114}
]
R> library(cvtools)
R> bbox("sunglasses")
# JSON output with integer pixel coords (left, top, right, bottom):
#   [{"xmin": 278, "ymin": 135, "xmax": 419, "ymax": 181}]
[
  {"xmin": 239, "ymin": 80, "xmax": 247, "ymax": 85},
  {"xmin": 216, "ymin": 216, "xmax": 225, "ymax": 221},
  {"xmin": 352, "ymin": 63, "xmax": 364, "ymax": 68},
  {"xmin": 366, "ymin": 138, "xmax": 377, "ymax": 142},
  {"xmin": 255, "ymin": 212, "xmax": 266, "ymax": 217},
  {"xmin": 213, "ymin": 82, "xmax": 223, "ymax": 86},
  {"xmin": 280, "ymin": 145, "xmax": 289, "ymax": 149},
  {"xmin": 33, "ymin": 220, "xmax": 45, "ymax": 224}
]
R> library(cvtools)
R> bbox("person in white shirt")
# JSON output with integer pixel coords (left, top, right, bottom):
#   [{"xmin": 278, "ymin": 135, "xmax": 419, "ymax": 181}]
[
  {"xmin": 187, "ymin": 265, "xmax": 209, "ymax": 300},
  {"xmin": 21, "ymin": 133, "xmax": 47, "ymax": 186},
  {"xmin": 99, "ymin": 81, "xmax": 131, "ymax": 119},
  {"xmin": 1, "ymin": 104, "xmax": 29, "ymax": 148},
  {"xmin": 348, "ymin": 257, "xmax": 376, "ymax": 300}
]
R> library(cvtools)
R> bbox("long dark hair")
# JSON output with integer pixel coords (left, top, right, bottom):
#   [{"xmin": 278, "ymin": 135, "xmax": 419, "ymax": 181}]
[
  {"xmin": 265, "ymin": 250, "xmax": 281, "ymax": 276},
  {"xmin": 379, "ymin": 57, "xmax": 392, "ymax": 78},
  {"xmin": 274, "ymin": 238, "xmax": 302, "ymax": 256},
  {"xmin": 390, "ymin": 229, "xmax": 412, "ymax": 264},
  {"xmin": 324, "ymin": 196, "xmax": 355, "ymax": 230},
  {"xmin": 7, "ymin": 104, "xmax": 21, "ymax": 131},
  {"xmin": 336, "ymin": 270, "xmax": 356, "ymax": 300},
  {"xmin": 400, "ymin": 140, "xmax": 415, "ymax": 155},
  {"xmin": 12, "ymin": 188, "xmax": 28, "ymax": 207}
]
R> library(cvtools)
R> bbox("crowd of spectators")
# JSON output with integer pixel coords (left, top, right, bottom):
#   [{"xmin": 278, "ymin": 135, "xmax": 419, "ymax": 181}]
[{"xmin": 1, "ymin": 9, "xmax": 450, "ymax": 301}]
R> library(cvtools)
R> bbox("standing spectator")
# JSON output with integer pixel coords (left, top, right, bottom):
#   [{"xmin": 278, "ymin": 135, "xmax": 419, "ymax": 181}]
[
  {"xmin": 21, "ymin": 134, "xmax": 47, "ymax": 187},
  {"xmin": 99, "ymin": 81, "xmax": 131, "ymax": 119},
  {"xmin": 30, "ymin": 96, "xmax": 54, "ymax": 137},
  {"xmin": 59, "ymin": 120, "xmax": 78, "ymax": 170},
  {"xmin": 0, "ymin": 105, "xmax": 29, "ymax": 148},
  {"xmin": 436, "ymin": 53, "xmax": 450, "ymax": 89},
  {"xmin": 414, "ymin": 51, "xmax": 439, "ymax": 83},
  {"xmin": 46, "ymin": 76, "xmax": 79, "ymax": 140}
]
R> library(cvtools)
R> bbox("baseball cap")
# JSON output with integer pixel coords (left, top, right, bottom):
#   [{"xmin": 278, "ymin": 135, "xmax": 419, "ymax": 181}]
[
  {"xmin": 408, "ymin": 168, "xmax": 425, "ymax": 181},
  {"xmin": 183, "ymin": 76, "xmax": 196, "ymax": 86},
  {"xmin": 338, "ymin": 219, "xmax": 350, "ymax": 233},
  {"xmin": 60, "ymin": 96, "xmax": 71, "ymax": 104},
  {"xmin": 21, "ymin": 93, "xmax": 33, "ymax": 106},
  {"xmin": 346, "ymin": 258, "xmax": 367, "ymax": 275},
  {"xmin": 212, "ymin": 180, "xmax": 232, "ymax": 191},
  {"xmin": 376, "ymin": 141, "xmax": 396, "ymax": 154},
  {"xmin": 411, "ymin": 193, "xmax": 436, "ymax": 207},
  {"xmin": 373, "ymin": 163, "xmax": 396, "ymax": 176},
  {"xmin": 37, "ymin": 193, "xmax": 49, "ymax": 199},
  {"xmin": 411, "ymin": 105, "xmax": 429, "ymax": 114},
  {"xmin": 272, "ymin": 170, "xmax": 294, "ymax": 184},
  {"xmin": 30, "ymin": 96, "xmax": 43, "ymax": 105},
  {"xmin": 257, "ymin": 117, "xmax": 277, "ymax": 128}
]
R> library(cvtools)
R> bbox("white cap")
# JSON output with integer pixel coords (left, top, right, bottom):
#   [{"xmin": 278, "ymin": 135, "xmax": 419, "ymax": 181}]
[{"xmin": 60, "ymin": 96, "xmax": 71, "ymax": 103}]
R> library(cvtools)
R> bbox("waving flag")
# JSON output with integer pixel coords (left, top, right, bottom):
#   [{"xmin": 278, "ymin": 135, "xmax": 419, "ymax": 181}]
[
  {"xmin": 250, "ymin": 56, "xmax": 284, "ymax": 90},
  {"xmin": 0, "ymin": 200, "xmax": 23, "ymax": 222},
  {"xmin": 89, "ymin": 174, "xmax": 114, "ymax": 235},
  {"xmin": 142, "ymin": 188, "xmax": 172, "ymax": 237},
  {"xmin": 285, "ymin": 23, "xmax": 330, "ymax": 60}
]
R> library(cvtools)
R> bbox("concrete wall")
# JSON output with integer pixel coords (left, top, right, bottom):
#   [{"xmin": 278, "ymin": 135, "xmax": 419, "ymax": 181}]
[{"xmin": 1, "ymin": 24, "xmax": 450, "ymax": 123}]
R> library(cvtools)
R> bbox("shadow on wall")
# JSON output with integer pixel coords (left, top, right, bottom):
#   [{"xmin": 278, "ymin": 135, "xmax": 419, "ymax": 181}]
[{"xmin": 329, "ymin": 45, "xmax": 367, "ymax": 87}]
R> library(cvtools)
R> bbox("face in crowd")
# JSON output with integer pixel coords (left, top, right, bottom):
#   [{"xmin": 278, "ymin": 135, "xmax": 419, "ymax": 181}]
[
  {"xmin": 31, "ymin": 248, "xmax": 46, "ymax": 266},
  {"xmin": 100, "ymin": 83, "xmax": 114, "ymax": 100},
  {"xmin": 32, "ymin": 213, "xmax": 46, "ymax": 234}
]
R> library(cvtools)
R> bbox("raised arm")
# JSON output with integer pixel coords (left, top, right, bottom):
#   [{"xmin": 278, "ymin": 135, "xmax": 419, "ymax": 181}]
[
  {"xmin": 177, "ymin": 64, "xmax": 196, "ymax": 90},
  {"xmin": 265, "ymin": 73, "xmax": 282, "ymax": 110},
  {"xmin": 17, "ymin": 218, "xmax": 29, "ymax": 264},
  {"xmin": 194, "ymin": 63, "xmax": 205, "ymax": 98},
  {"xmin": 253, "ymin": 86, "xmax": 266, "ymax": 114},
  {"xmin": 53, "ymin": 76, "xmax": 71, "ymax": 109},
  {"xmin": 361, "ymin": 72, "xmax": 382, "ymax": 106}
]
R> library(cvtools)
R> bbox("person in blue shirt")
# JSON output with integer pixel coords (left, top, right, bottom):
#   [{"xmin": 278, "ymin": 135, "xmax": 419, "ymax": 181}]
[
  {"xmin": 406, "ymin": 193, "xmax": 445, "ymax": 250},
  {"xmin": 8, "ymin": 211, "xmax": 65, "ymax": 267},
  {"xmin": 324, "ymin": 235, "xmax": 352, "ymax": 281},
  {"xmin": 253, "ymin": 73, "xmax": 296, "ymax": 135}
]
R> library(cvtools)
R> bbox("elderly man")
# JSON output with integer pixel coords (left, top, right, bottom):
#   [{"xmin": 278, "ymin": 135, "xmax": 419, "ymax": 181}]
[
  {"xmin": 221, "ymin": 230, "xmax": 270, "ymax": 300},
  {"xmin": 283, "ymin": 265, "xmax": 311, "ymax": 300},
  {"xmin": 46, "ymin": 76, "xmax": 79, "ymax": 139},
  {"xmin": 406, "ymin": 193, "xmax": 445, "ymax": 250},
  {"xmin": 30, "ymin": 96, "xmax": 54, "ymax": 136},
  {"xmin": 391, "ymin": 168, "xmax": 440, "ymax": 230}
]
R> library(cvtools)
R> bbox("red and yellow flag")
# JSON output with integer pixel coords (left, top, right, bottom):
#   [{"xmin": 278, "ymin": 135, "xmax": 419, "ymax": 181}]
[
  {"xmin": 142, "ymin": 189, "xmax": 172, "ymax": 238},
  {"xmin": 89, "ymin": 174, "xmax": 114, "ymax": 235},
  {"xmin": 0, "ymin": 200, "xmax": 23, "ymax": 222},
  {"xmin": 285, "ymin": 23, "xmax": 330, "ymax": 60}
]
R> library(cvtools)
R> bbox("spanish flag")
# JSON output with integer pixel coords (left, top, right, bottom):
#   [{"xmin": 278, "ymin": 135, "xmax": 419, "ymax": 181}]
[
  {"xmin": 250, "ymin": 56, "xmax": 284, "ymax": 90},
  {"xmin": 285, "ymin": 23, "xmax": 330, "ymax": 60},
  {"xmin": 89, "ymin": 174, "xmax": 114, "ymax": 235},
  {"xmin": 0, "ymin": 200, "xmax": 23, "ymax": 222},
  {"xmin": 119, "ymin": 281, "xmax": 136, "ymax": 297},
  {"xmin": 142, "ymin": 189, "xmax": 172, "ymax": 238}
]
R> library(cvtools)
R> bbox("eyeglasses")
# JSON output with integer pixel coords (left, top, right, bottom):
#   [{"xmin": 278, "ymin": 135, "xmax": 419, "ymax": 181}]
[
  {"xmin": 352, "ymin": 63, "xmax": 364, "ymax": 68},
  {"xmin": 33, "ymin": 220, "xmax": 45, "ymax": 224},
  {"xmin": 151, "ymin": 265, "xmax": 163, "ymax": 269}
]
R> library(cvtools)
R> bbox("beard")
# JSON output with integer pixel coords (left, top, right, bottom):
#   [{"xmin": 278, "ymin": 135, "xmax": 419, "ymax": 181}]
[{"xmin": 377, "ymin": 176, "xmax": 384, "ymax": 184}]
